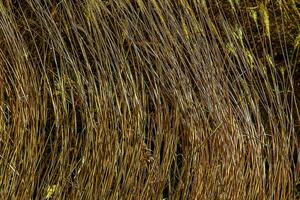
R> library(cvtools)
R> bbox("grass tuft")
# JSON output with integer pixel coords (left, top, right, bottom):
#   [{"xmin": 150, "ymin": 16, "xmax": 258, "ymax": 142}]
[{"xmin": 0, "ymin": 0, "xmax": 299, "ymax": 199}]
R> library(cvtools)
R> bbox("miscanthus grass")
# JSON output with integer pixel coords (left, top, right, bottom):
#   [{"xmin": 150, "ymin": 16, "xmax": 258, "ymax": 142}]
[{"xmin": 0, "ymin": 0, "xmax": 299, "ymax": 199}]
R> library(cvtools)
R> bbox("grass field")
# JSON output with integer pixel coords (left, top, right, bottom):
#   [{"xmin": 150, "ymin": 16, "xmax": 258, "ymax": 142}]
[{"xmin": 0, "ymin": 0, "xmax": 300, "ymax": 199}]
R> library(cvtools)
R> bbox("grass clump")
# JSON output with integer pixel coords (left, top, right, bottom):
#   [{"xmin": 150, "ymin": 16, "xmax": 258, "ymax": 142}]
[{"xmin": 0, "ymin": 0, "xmax": 299, "ymax": 199}]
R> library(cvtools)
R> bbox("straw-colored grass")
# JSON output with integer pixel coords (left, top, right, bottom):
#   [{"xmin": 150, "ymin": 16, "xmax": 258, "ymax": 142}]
[{"xmin": 0, "ymin": 0, "xmax": 299, "ymax": 199}]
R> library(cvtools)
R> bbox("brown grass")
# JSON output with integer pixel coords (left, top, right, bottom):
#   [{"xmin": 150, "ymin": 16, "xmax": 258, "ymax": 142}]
[{"xmin": 0, "ymin": 0, "xmax": 299, "ymax": 199}]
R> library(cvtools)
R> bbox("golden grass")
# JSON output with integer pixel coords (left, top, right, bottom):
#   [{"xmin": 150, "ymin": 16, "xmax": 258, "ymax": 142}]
[{"xmin": 0, "ymin": 0, "xmax": 299, "ymax": 199}]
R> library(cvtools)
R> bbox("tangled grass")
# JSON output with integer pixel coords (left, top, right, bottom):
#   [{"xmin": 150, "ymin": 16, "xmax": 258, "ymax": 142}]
[{"xmin": 0, "ymin": 0, "xmax": 299, "ymax": 199}]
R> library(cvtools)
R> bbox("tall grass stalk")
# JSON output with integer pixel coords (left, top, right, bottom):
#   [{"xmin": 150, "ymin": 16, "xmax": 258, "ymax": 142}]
[{"xmin": 0, "ymin": 0, "xmax": 299, "ymax": 199}]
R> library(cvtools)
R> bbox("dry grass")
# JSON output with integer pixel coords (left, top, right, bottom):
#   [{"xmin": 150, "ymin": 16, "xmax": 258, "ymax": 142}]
[{"xmin": 0, "ymin": 0, "xmax": 299, "ymax": 199}]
